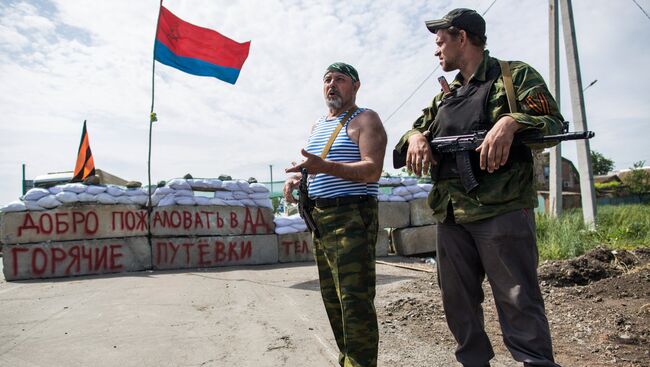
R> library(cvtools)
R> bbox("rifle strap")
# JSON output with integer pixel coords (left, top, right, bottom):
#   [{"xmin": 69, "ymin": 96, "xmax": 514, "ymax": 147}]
[
  {"xmin": 498, "ymin": 60, "xmax": 518, "ymax": 113},
  {"xmin": 320, "ymin": 108, "xmax": 356, "ymax": 159}
]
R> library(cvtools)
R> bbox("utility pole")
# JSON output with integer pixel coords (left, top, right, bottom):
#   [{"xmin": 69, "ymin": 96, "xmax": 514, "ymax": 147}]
[
  {"xmin": 548, "ymin": 0, "xmax": 563, "ymax": 217},
  {"xmin": 269, "ymin": 164, "xmax": 273, "ymax": 194},
  {"xmin": 22, "ymin": 163, "xmax": 27, "ymax": 195},
  {"xmin": 559, "ymin": 0, "xmax": 597, "ymax": 228}
]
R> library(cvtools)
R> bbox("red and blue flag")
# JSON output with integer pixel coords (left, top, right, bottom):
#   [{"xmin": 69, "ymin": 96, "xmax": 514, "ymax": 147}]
[{"xmin": 154, "ymin": 6, "xmax": 250, "ymax": 84}]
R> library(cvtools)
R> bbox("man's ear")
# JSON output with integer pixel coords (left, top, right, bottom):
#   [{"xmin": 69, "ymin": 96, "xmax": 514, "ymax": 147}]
[
  {"xmin": 458, "ymin": 30, "xmax": 468, "ymax": 46},
  {"xmin": 354, "ymin": 81, "xmax": 360, "ymax": 92}
]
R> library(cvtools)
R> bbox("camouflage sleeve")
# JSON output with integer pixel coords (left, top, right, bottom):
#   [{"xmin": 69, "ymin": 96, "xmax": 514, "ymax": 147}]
[
  {"xmin": 394, "ymin": 93, "xmax": 444, "ymax": 153},
  {"xmin": 500, "ymin": 61, "xmax": 564, "ymax": 135}
]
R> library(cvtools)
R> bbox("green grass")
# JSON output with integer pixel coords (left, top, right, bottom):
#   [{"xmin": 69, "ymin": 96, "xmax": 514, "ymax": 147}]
[{"xmin": 536, "ymin": 204, "xmax": 650, "ymax": 260}]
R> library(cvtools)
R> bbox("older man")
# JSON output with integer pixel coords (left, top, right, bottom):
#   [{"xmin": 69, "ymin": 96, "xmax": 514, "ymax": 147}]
[
  {"xmin": 395, "ymin": 8, "xmax": 563, "ymax": 367},
  {"xmin": 284, "ymin": 62, "xmax": 387, "ymax": 367}
]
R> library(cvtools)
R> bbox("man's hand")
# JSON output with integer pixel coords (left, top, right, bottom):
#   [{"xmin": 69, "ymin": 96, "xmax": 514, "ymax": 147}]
[
  {"xmin": 475, "ymin": 115, "xmax": 521, "ymax": 173},
  {"xmin": 285, "ymin": 149, "xmax": 329, "ymax": 175},
  {"xmin": 406, "ymin": 133, "xmax": 435, "ymax": 177},
  {"xmin": 283, "ymin": 173, "xmax": 301, "ymax": 204}
]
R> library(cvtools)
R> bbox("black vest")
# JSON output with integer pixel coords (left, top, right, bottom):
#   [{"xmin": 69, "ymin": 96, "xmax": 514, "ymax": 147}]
[{"xmin": 431, "ymin": 60, "xmax": 531, "ymax": 180}]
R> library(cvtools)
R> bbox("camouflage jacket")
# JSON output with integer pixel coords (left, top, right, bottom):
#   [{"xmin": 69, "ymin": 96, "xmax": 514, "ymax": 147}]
[{"xmin": 395, "ymin": 50, "xmax": 564, "ymax": 223}]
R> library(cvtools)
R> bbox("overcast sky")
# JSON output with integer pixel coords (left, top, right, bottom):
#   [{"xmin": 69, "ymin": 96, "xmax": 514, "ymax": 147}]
[{"xmin": 1, "ymin": 0, "xmax": 649, "ymax": 205}]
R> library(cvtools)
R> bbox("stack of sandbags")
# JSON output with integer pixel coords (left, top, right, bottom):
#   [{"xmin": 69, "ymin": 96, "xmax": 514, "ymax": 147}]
[
  {"xmin": 273, "ymin": 214, "xmax": 308, "ymax": 234},
  {"xmin": 377, "ymin": 178, "xmax": 432, "ymax": 202},
  {"xmin": 152, "ymin": 178, "xmax": 273, "ymax": 208},
  {"xmin": 1, "ymin": 184, "xmax": 148, "ymax": 212}
]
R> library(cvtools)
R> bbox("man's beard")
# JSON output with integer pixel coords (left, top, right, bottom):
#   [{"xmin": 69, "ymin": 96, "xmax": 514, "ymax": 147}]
[{"xmin": 326, "ymin": 95, "xmax": 343, "ymax": 109}]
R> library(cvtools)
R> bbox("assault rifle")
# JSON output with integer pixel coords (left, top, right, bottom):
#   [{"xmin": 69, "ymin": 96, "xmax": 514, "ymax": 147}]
[
  {"xmin": 393, "ymin": 125, "xmax": 594, "ymax": 193},
  {"xmin": 298, "ymin": 168, "xmax": 320, "ymax": 238}
]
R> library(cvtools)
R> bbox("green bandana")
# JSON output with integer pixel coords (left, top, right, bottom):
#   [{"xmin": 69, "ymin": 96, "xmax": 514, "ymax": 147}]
[{"xmin": 324, "ymin": 62, "xmax": 359, "ymax": 82}]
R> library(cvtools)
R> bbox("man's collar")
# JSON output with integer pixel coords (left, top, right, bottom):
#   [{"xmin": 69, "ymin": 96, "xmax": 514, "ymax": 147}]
[{"xmin": 452, "ymin": 49, "xmax": 491, "ymax": 86}]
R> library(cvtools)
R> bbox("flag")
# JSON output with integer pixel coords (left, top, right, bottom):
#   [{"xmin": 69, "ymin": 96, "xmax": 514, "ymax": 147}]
[
  {"xmin": 154, "ymin": 6, "xmax": 251, "ymax": 84},
  {"xmin": 72, "ymin": 120, "xmax": 95, "ymax": 182}
]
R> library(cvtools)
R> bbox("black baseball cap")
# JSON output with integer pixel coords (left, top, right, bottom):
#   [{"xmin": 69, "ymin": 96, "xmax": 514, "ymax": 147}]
[{"xmin": 425, "ymin": 8, "xmax": 486, "ymax": 41}]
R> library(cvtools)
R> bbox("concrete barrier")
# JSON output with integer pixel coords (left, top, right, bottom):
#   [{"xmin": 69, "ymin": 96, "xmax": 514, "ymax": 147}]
[
  {"xmin": 278, "ymin": 232, "xmax": 314, "ymax": 263},
  {"xmin": 151, "ymin": 235, "xmax": 278, "ymax": 270},
  {"xmin": 409, "ymin": 198, "xmax": 436, "ymax": 227},
  {"xmin": 151, "ymin": 206, "xmax": 275, "ymax": 237},
  {"xmin": 2, "ymin": 237, "xmax": 151, "ymax": 281},
  {"xmin": 0, "ymin": 204, "xmax": 147, "ymax": 245},
  {"xmin": 378, "ymin": 202, "xmax": 410, "ymax": 229},
  {"xmin": 376, "ymin": 229, "xmax": 390, "ymax": 257},
  {"xmin": 391, "ymin": 225, "xmax": 437, "ymax": 256}
]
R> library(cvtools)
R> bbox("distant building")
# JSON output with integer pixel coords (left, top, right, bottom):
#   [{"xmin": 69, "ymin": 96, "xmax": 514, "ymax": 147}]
[{"xmin": 536, "ymin": 152, "xmax": 582, "ymax": 212}]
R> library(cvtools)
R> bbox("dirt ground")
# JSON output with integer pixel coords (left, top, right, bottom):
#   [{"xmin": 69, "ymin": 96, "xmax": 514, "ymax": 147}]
[{"xmin": 377, "ymin": 247, "xmax": 650, "ymax": 367}]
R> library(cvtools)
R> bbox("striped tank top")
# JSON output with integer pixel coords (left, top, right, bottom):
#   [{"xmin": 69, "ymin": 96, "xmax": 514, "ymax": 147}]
[{"xmin": 305, "ymin": 108, "xmax": 379, "ymax": 198}]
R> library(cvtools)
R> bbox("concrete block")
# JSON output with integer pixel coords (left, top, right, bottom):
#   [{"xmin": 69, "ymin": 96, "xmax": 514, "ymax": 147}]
[
  {"xmin": 391, "ymin": 225, "xmax": 437, "ymax": 256},
  {"xmin": 0, "ymin": 204, "xmax": 147, "ymax": 245},
  {"xmin": 378, "ymin": 202, "xmax": 410, "ymax": 229},
  {"xmin": 151, "ymin": 206, "xmax": 275, "ymax": 237},
  {"xmin": 409, "ymin": 198, "xmax": 436, "ymax": 226},
  {"xmin": 2, "ymin": 237, "xmax": 151, "ymax": 281},
  {"xmin": 152, "ymin": 235, "xmax": 278, "ymax": 270},
  {"xmin": 376, "ymin": 229, "xmax": 389, "ymax": 257},
  {"xmin": 277, "ymin": 232, "xmax": 314, "ymax": 263}
]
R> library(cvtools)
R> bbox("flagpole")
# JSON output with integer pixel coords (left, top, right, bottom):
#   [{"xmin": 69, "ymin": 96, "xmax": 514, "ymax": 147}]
[{"xmin": 148, "ymin": 0, "xmax": 163, "ymax": 213}]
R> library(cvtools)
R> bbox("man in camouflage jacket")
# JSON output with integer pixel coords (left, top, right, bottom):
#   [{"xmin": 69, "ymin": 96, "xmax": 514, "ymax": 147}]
[{"xmin": 395, "ymin": 8, "xmax": 563, "ymax": 367}]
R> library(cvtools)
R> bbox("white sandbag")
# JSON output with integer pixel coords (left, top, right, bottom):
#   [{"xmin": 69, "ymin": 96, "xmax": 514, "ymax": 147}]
[
  {"xmin": 36, "ymin": 195, "xmax": 62, "ymax": 209},
  {"xmin": 106, "ymin": 186, "xmax": 125, "ymax": 197},
  {"xmin": 130, "ymin": 195, "xmax": 148, "ymax": 205},
  {"xmin": 86, "ymin": 185, "xmax": 107, "ymax": 195},
  {"xmin": 237, "ymin": 180, "xmax": 252, "ymax": 193},
  {"xmin": 418, "ymin": 183, "xmax": 433, "ymax": 192},
  {"xmin": 195, "ymin": 196, "xmax": 211, "ymax": 206},
  {"xmin": 116, "ymin": 196, "xmax": 134, "ymax": 205},
  {"xmin": 221, "ymin": 180, "xmax": 239, "ymax": 191},
  {"xmin": 240, "ymin": 199, "xmax": 256, "ymax": 207},
  {"xmin": 392, "ymin": 186, "xmax": 411, "ymax": 196},
  {"xmin": 388, "ymin": 195, "xmax": 407, "ymax": 202},
  {"xmin": 274, "ymin": 217, "xmax": 294, "ymax": 227},
  {"xmin": 126, "ymin": 188, "xmax": 147, "ymax": 197},
  {"xmin": 96, "ymin": 193, "xmax": 118, "ymax": 204},
  {"xmin": 413, "ymin": 191, "xmax": 429, "ymax": 199},
  {"xmin": 249, "ymin": 192, "xmax": 269, "ymax": 199},
  {"xmin": 403, "ymin": 194, "xmax": 414, "ymax": 201},
  {"xmin": 377, "ymin": 194, "xmax": 390, "ymax": 202},
  {"xmin": 158, "ymin": 195, "xmax": 176, "ymax": 207},
  {"xmin": 1, "ymin": 200, "xmax": 27, "ymax": 212},
  {"xmin": 55, "ymin": 191, "xmax": 79, "ymax": 203},
  {"xmin": 233, "ymin": 191, "xmax": 249, "ymax": 200},
  {"xmin": 23, "ymin": 188, "xmax": 50, "ymax": 201},
  {"xmin": 48, "ymin": 186, "xmax": 63, "ymax": 195},
  {"xmin": 60, "ymin": 183, "xmax": 87, "ymax": 193},
  {"xmin": 275, "ymin": 226, "xmax": 298, "ymax": 235},
  {"xmin": 209, "ymin": 198, "xmax": 227, "ymax": 206},
  {"xmin": 378, "ymin": 177, "xmax": 391, "ymax": 186},
  {"xmin": 78, "ymin": 193, "xmax": 97, "ymax": 202},
  {"xmin": 406, "ymin": 185, "xmax": 423, "ymax": 194},
  {"xmin": 154, "ymin": 187, "xmax": 174, "ymax": 196},
  {"xmin": 224, "ymin": 199, "xmax": 245, "ymax": 207},
  {"xmin": 390, "ymin": 177, "xmax": 402, "ymax": 185},
  {"xmin": 249, "ymin": 183, "xmax": 269, "ymax": 193},
  {"xmin": 254, "ymin": 199, "xmax": 273, "ymax": 208},
  {"xmin": 188, "ymin": 179, "xmax": 209, "ymax": 189},
  {"xmin": 214, "ymin": 191, "xmax": 234, "ymax": 200},
  {"xmin": 175, "ymin": 196, "xmax": 196, "ymax": 206},
  {"xmin": 173, "ymin": 189, "xmax": 194, "ymax": 197},
  {"xmin": 202, "ymin": 179, "xmax": 220, "ymax": 189},
  {"xmin": 401, "ymin": 178, "xmax": 417, "ymax": 186},
  {"xmin": 291, "ymin": 223, "xmax": 308, "ymax": 232},
  {"xmin": 167, "ymin": 179, "xmax": 191, "ymax": 190},
  {"xmin": 25, "ymin": 201, "xmax": 45, "ymax": 211}
]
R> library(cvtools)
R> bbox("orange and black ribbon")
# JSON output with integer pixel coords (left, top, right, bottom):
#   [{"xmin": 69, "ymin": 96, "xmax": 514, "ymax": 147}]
[{"xmin": 72, "ymin": 120, "xmax": 96, "ymax": 182}]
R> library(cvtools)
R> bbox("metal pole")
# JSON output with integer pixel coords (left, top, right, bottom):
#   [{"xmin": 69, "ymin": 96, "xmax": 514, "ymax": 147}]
[
  {"xmin": 22, "ymin": 163, "xmax": 26, "ymax": 195},
  {"xmin": 559, "ymin": 0, "xmax": 597, "ymax": 228},
  {"xmin": 549, "ymin": 0, "xmax": 563, "ymax": 216},
  {"xmin": 269, "ymin": 165, "xmax": 273, "ymax": 194}
]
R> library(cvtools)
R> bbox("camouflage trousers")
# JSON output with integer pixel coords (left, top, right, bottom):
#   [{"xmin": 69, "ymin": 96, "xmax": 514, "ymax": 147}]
[{"xmin": 312, "ymin": 198, "xmax": 379, "ymax": 367}]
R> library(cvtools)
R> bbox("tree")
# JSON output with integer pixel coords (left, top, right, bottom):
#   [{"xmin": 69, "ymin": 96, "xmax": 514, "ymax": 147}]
[
  {"xmin": 591, "ymin": 150, "xmax": 614, "ymax": 175},
  {"xmin": 622, "ymin": 161, "xmax": 650, "ymax": 194}
]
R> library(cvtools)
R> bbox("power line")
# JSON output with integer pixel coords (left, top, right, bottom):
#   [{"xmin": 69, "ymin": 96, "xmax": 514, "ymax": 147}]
[
  {"xmin": 384, "ymin": 0, "xmax": 499, "ymax": 123},
  {"xmin": 631, "ymin": 0, "xmax": 650, "ymax": 20}
]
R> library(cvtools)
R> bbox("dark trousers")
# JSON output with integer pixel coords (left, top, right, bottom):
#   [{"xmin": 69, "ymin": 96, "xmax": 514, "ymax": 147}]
[{"xmin": 437, "ymin": 208, "xmax": 560, "ymax": 367}]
